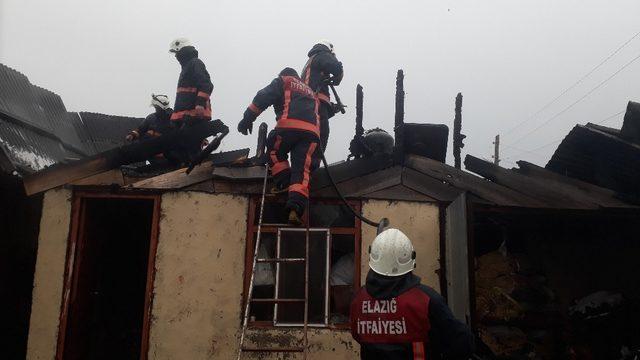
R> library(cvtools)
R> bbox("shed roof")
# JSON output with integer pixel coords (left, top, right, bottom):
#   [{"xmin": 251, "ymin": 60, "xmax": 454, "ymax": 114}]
[
  {"xmin": 118, "ymin": 151, "xmax": 636, "ymax": 210},
  {"xmin": 546, "ymin": 121, "xmax": 640, "ymax": 201},
  {"xmin": 0, "ymin": 63, "xmax": 142, "ymax": 176}
]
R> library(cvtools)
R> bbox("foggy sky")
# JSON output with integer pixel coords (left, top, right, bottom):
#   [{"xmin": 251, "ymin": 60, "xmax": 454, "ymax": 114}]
[{"xmin": 1, "ymin": 0, "xmax": 639, "ymax": 166}]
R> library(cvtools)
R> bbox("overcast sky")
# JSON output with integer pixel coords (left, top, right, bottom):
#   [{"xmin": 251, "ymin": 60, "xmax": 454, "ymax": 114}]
[{"xmin": 1, "ymin": 0, "xmax": 639, "ymax": 166}]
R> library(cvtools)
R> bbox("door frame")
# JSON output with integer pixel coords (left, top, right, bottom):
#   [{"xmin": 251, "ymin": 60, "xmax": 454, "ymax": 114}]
[{"xmin": 55, "ymin": 190, "xmax": 161, "ymax": 360}]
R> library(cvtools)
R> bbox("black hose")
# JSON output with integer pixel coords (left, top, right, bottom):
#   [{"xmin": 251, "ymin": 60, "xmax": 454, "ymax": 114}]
[{"xmin": 318, "ymin": 142, "xmax": 380, "ymax": 228}]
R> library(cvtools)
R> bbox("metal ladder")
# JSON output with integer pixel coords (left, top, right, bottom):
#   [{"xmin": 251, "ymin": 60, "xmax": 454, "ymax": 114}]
[{"xmin": 237, "ymin": 165, "xmax": 310, "ymax": 359}]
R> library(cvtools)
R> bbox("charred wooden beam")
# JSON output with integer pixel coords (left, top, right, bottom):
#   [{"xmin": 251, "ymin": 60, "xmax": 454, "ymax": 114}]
[
  {"xmin": 348, "ymin": 84, "xmax": 367, "ymax": 159},
  {"xmin": 453, "ymin": 93, "xmax": 465, "ymax": 169},
  {"xmin": 256, "ymin": 122, "xmax": 268, "ymax": 158},
  {"xmin": 394, "ymin": 70, "xmax": 405, "ymax": 163},
  {"xmin": 355, "ymin": 84, "xmax": 364, "ymax": 139}
]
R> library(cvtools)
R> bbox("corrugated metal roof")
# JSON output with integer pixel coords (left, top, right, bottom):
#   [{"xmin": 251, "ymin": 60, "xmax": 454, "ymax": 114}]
[
  {"xmin": 0, "ymin": 63, "xmax": 143, "ymax": 175},
  {"xmin": 546, "ymin": 123, "xmax": 640, "ymax": 200},
  {"xmin": 79, "ymin": 112, "xmax": 141, "ymax": 153}
]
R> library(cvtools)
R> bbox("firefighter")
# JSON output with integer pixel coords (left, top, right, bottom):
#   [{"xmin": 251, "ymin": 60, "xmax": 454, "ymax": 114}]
[
  {"xmin": 126, "ymin": 94, "xmax": 173, "ymax": 142},
  {"xmin": 350, "ymin": 228, "xmax": 475, "ymax": 359},
  {"xmin": 301, "ymin": 40, "xmax": 344, "ymax": 151},
  {"xmin": 168, "ymin": 38, "xmax": 214, "ymax": 161},
  {"xmin": 238, "ymin": 67, "xmax": 321, "ymax": 225},
  {"xmin": 125, "ymin": 94, "xmax": 181, "ymax": 164}
]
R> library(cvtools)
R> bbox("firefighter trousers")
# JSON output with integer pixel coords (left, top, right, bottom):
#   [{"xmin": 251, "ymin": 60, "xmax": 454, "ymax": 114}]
[{"xmin": 266, "ymin": 129, "xmax": 321, "ymax": 216}]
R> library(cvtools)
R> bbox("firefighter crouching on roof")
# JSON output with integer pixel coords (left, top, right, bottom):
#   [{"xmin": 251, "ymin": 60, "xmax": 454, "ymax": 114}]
[
  {"xmin": 168, "ymin": 38, "xmax": 214, "ymax": 162},
  {"xmin": 237, "ymin": 67, "xmax": 321, "ymax": 226},
  {"xmin": 301, "ymin": 40, "xmax": 343, "ymax": 152},
  {"xmin": 126, "ymin": 94, "xmax": 182, "ymax": 165},
  {"xmin": 351, "ymin": 228, "xmax": 475, "ymax": 359}
]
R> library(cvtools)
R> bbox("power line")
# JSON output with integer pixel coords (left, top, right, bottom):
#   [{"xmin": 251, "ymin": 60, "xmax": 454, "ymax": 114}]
[
  {"xmin": 502, "ymin": 29, "xmax": 640, "ymax": 137},
  {"xmin": 506, "ymin": 53, "xmax": 640, "ymax": 147},
  {"xmin": 502, "ymin": 109, "xmax": 625, "ymax": 161}
]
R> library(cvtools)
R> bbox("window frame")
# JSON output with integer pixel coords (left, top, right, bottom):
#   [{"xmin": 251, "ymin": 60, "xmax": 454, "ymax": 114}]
[{"xmin": 243, "ymin": 197, "xmax": 362, "ymax": 329}]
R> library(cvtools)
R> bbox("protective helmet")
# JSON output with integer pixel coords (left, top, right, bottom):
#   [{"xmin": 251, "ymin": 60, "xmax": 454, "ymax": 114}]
[
  {"xmin": 317, "ymin": 39, "xmax": 334, "ymax": 54},
  {"xmin": 169, "ymin": 38, "xmax": 192, "ymax": 53},
  {"xmin": 369, "ymin": 228, "xmax": 416, "ymax": 276},
  {"xmin": 150, "ymin": 94, "xmax": 170, "ymax": 110}
]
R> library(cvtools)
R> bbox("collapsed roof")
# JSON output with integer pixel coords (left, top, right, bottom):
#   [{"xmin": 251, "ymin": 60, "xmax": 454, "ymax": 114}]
[{"xmin": 0, "ymin": 63, "xmax": 141, "ymax": 176}]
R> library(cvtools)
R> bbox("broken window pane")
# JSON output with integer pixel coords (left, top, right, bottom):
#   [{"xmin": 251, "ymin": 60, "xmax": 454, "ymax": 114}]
[
  {"xmin": 249, "ymin": 233, "xmax": 276, "ymax": 322},
  {"xmin": 255, "ymin": 201, "xmax": 289, "ymax": 225},
  {"xmin": 275, "ymin": 230, "xmax": 328, "ymax": 325},
  {"xmin": 330, "ymin": 234, "xmax": 356, "ymax": 324},
  {"xmin": 309, "ymin": 203, "xmax": 356, "ymax": 227}
]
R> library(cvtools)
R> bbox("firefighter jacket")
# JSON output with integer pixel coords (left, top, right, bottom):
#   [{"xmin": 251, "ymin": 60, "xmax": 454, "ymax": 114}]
[
  {"xmin": 131, "ymin": 108, "xmax": 174, "ymax": 139},
  {"xmin": 350, "ymin": 270, "xmax": 475, "ymax": 360},
  {"xmin": 301, "ymin": 43, "xmax": 343, "ymax": 105},
  {"xmin": 242, "ymin": 68, "xmax": 320, "ymax": 138},
  {"xmin": 171, "ymin": 46, "xmax": 213, "ymax": 122}
]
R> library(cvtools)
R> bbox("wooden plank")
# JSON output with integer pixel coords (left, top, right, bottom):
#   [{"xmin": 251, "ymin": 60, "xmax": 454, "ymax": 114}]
[
  {"xmin": 71, "ymin": 169, "xmax": 124, "ymax": 186},
  {"xmin": 464, "ymin": 155, "xmax": 597, "ymax": 209},
  {"xmin": 212, "ymin": 166, "xmax": 266, "ymax": 180},
  {"xmin": 130, "ymin": 162, "xmax": 214, "ymax": 190},
  {"xmin": 405, "ymin": 154, "xmax": 544, "ymax": 208},
  {"xmin": 311, "ymin": 166, "xmax": 402, "ymax": 198},
  {"xmin": 311, "ymin": 153, "xmax": 394, "ymax": 190},
  {"xmin": 364, "ymin": 184, "xmax": 437, "ymax": 202},
  {"xmin": 24, "ymin": 157, "xmax": 109, "ymax": 195},
  {"xmin": 445, "ymin": 193, "xmax": 471, "ymax": 324},
  {"xmin": 401, "ymin": 167, "xmax": 462, "ymax": 202},
  {"xmin": 212, "ymin": 179, "xmax": 264, "ymax": 194},
  {"xmin": 181, "ymin": 181, "xmax": 215, "ymax": 193},
  {"xmin": 516, "ymin": 161, "xmax": 633, "ymax": 208}
]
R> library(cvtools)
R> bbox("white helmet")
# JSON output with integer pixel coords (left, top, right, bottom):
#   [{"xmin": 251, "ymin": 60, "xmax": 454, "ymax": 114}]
[
  {"xmin": 369, "ymin": 228, "xmax": 416, "ymax": 276},
  {"xmin": 150, "ymin": 94, "xmax": 170, "ymax": 110},
  {"xmin": 169, "ymin": 38, "xmax": 192, "ymax": 53},
  {"xmin": 317, "ymin": 39, "xmax": 334, "ymax": 54}
]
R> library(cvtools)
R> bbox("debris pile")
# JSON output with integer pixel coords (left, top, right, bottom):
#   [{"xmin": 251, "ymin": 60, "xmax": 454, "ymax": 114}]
[{"xmin": 476, "ymin": 249, "xmax": 560, "ymax": 359}]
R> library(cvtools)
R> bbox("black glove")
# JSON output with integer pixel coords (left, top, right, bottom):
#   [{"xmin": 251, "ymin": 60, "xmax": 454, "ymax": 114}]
[{"xmin": 238, "ymin": 117, "xmax": 254, "ymax": 135}]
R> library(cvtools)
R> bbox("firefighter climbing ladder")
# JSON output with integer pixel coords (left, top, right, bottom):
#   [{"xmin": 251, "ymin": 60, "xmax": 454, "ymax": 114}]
[{"xmin": 237, "ymin": 164, "xmax": 310, "ymax": 359}]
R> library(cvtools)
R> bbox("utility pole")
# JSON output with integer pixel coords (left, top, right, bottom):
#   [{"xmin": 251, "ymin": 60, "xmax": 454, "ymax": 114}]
[{"xmin": 492, "ymin": 135, "xmax": 500, "ymax": 165}]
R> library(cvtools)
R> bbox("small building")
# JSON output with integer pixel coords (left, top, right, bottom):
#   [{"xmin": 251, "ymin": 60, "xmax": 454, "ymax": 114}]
[
  {"xmin": 24, "ymin": 139, "xmax": 640, "ymax": 359},
  {"xmin": 0, "ymin": 63, "xmax": 143, "ymax": 359},
  {"xmin": 16, "ymin": 66, "xmax": 640, "ymax": 358}
]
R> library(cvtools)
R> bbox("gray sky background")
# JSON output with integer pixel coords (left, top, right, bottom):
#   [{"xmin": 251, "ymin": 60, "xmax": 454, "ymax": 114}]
[{"xmin": 1, "ymin": 0, "xmax": 639, "ymax": 167}]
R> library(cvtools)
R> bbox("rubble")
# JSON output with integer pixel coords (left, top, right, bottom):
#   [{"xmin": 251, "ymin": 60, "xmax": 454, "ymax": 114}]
[{"xmin": 476, "ymin": 249, "xmax": 560, "ymax": 359}]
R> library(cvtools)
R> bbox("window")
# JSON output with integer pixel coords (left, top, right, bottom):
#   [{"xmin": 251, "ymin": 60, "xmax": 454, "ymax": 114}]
[{"xmin": 244, "ymin": 198, "xmax": 361, "ymax": 328}]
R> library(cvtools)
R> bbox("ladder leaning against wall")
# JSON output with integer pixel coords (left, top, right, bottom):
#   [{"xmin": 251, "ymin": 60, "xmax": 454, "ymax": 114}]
[{"xmin": 237, "ymin": 164, "xmax": 311, "ymax": 359}]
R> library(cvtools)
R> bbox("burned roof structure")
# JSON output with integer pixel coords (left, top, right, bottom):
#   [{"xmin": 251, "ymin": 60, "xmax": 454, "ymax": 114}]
[
  {"xmin": 547, "ymin": 101, "xmax": 640, "ymax": 202},
  {"xmin": 0, "ymin": 63, "xmax": 142, "ymax": 176}
]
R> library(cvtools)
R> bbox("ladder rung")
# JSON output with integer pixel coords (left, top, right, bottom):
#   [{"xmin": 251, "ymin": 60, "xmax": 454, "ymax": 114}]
[
  {"xmin": 260, "ymin": 223, "xmax": 294, "ymax": 227},
  {"xmin": 257, "ymin": 258, "xmax": 305, "ymax": 263},
  {"xmin": 250, "ymin": 298, "xmax": 305, "ymax": 303},
  {"xmin": 241, "ymin": 347, "xmax": 304, "ymax": 353}
]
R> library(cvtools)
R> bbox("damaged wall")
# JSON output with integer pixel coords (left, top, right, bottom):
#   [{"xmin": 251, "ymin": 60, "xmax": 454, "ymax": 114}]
[
  {"xmin": 148, "ymin": 192, "xmax": 363, "ymax": 359},
  {"xmin": 362, "ymin": 200, "xmax": 441, "ymax": 291},
  {"xmin": 148, "ymin": 192, "xmax": 249, "ymax": 359},
  {"xmin": 26, "ymin": 188, "xmax": 72, "ymax": 360}
]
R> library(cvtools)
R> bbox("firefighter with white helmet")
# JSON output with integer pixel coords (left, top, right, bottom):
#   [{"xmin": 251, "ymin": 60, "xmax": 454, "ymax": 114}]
[
  {"xmin": 350, "ymin": 228, "xmax": 475, "ymax": 359},
  {"xmin": 125, "ymin": 94, "xmax": 182, "ymax": 164},
  {"xmin": 126, "ymin": 94, "xmax": 173, "ymax": 142}
]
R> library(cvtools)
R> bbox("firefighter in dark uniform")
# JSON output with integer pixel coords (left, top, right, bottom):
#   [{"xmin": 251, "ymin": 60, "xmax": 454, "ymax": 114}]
[
  {"xmin": 125, "ymin": 94, "xmax": 181, "ymax": 164},
  {"xmin": 168, "ymin": 38, "xmax": 214, "ymax": 162},
  {"xmin": 351, "ymin": 228, "xmax": 475, "ymax": 359},
  {"xmin": 301, "ymin": 40, "xmax": 343, "ymax": 152},
  {"xmin": 238, "ymin": 67, "xmax": 321, "ymax": 225}
]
